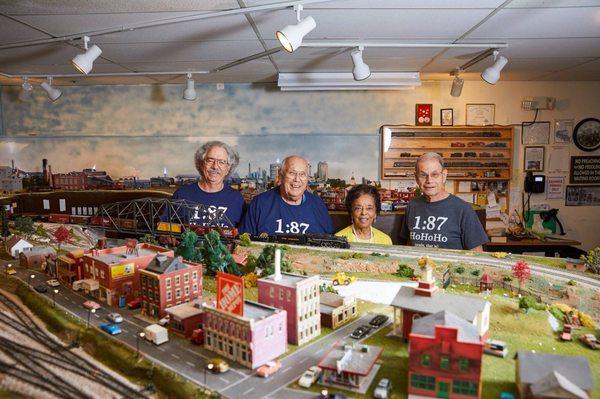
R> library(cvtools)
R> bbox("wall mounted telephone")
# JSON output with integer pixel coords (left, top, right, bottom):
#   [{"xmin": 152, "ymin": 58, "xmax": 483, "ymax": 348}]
[{"xmin": 524, "ymin": 171, "xmax": 545, "ymax": 193}]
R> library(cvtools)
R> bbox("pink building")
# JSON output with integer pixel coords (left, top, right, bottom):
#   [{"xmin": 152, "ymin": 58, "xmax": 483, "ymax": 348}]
[
  {"xmin": 81, "ymin": 243, "xmax": 173, "ymax": 307},
  {"xmin": 258, "ymin": 269, "xmax": 321, "ymax": 345},
  {"xmin": 203, "ymin": 301, "xmax": 287, "ymax": 369},
  {"xmin": 139, "ymin": 255, "xmax": 202, "ymax": 318}
]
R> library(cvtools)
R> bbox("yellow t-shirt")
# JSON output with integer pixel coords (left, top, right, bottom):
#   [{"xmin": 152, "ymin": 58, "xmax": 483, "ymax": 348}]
[{"xmin": 335, "ymin": 225, "xmax": 393, "ymax": 245}]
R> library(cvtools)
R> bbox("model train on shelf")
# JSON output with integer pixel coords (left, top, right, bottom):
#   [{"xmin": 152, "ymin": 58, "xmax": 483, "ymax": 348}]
[
  {"xmin": 156, "ymin": 222, "xmax": 239, "ymax": 239},
  {"xmin": 250, "ymin": 233, "xmax": 350, "ymax": 249}
]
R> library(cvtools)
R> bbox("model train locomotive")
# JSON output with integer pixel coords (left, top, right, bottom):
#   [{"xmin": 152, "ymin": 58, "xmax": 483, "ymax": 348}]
[{"xmin": 250, "ymin": 233, "xmax": 350, "ymax": 249}]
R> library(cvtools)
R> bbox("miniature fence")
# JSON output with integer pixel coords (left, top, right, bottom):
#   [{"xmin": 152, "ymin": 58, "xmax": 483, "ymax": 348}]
[{"xmin": 448, "ymin": 274, "xmax": 545, "ymax": 302}]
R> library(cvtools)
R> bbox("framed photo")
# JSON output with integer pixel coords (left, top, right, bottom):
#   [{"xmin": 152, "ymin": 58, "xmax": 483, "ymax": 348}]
[
  {"xmin": 440, "ymin": 108, "xmax": 453, "ymax": 126},
  {"xmin": 554, "ymin": 119, "xmax": 573, "ymax": 144},
  {"xmin": 466, "ymin": 104, "xmax": 495, "ymax": 126},
  {"xmin": 522, "ymin": 121, "xmax": 550, "ymax": 145},
  {"xmin": 415, "ymin": 104, "xmax": 433, "ymax": 126},
  {"xmin": 573, "ymin": 118, "xmax": 600, "ymax": 152},
  {"xmin": 524, "ymin": 146, "xmax": 545, "ymax": 171}
]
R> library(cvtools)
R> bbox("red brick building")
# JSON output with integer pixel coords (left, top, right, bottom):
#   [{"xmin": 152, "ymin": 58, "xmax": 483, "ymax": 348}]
[
  {"xmin": 139, "ymin": 255, "xmax": 202, "ymax": 318},
  {"xmin": 52, "ymin": 172, "xmax": 87, "ymax": 190},
  {"xmin": 56, "ymin": 249, "xmax": 87, "ymax": 285},
  {"xmin": 408, "ymin": 311, "xmax": 484, "ymax": 399},
  {"xmin": 165, "ymin": 302, "xmax": 204, "ymax": 338},
  {"xmin": 81, "ymin": 243, "xmax": 173, "ymax": 307}
]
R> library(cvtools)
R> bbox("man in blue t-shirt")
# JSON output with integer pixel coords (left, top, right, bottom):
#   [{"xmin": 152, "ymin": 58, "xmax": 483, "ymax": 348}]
[
  {"xmin": 239, "ymin": 155, "xmax": 333, "ymax": 236},
  {"xmin": 164, "ymin": 141, "xmax": 245, "ymax": 227},
  {"xmin": 399, "ymin": 153, "xmax": 488, "ymax": 251}
]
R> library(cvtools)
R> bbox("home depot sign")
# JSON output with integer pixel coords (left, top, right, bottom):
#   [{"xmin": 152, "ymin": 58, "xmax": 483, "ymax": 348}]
[{"xmin": 216, "ymin": 272, "xmax": 244, "ymax": 316}]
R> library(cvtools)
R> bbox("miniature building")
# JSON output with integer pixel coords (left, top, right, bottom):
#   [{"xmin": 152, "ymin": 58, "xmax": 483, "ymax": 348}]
[
  {"xmin": 203, "ymin": 300, "xmax": 287, "ymax": 369},
  {"xmin": 19, "ymin": 246, "xmax": 55, "ymax": 268},
  {"xmin": 0, "ymin": 166, "xmax": 23, "ymax": 193},
  {"xmin": 318, "ymin": 341, "xmax": 383, "ymax": 390},
  {"xmin": 257, "ymin": 249, "xmax": 320, "ymax": 345},
  {"xmin": 56, "ymin": 249, "xmax": 87, "ymax": 285},
  {"xmin": 81, "ymin": 243, "xmax": 173, "ymax": 307},
  {"xmin": 565, "ymin": 258, "xmax": 587, "ymax": 272},
  {"xmin": 320, "ymin": 291, "xmax": 357, "ymax": 329},
  {"xmin": 391, "ymin": 267, "xmax": 490, "ymax": 341},
  {"xmin": 479, "ymin": 273, "xmax": 493, "ymax": 293},
  {"xmin": 515, "ymin": 351, "xmax": 594, "ymax": 399},
  {"xmin": 52, "ymin": 172, "xmax": 87, "ymax": 190},
  {"xmin": 6, "ymin": 235, "xmax": 33, "ymax": 257},
  {"xmin": 408, "ymin": 311, "xmax": 484, "ymax": 399},
  {"xmin": 165, "ymin": 302, "xmax": 204, "ymax": 338},
  {"xmin": 140, "ymin": 255, "xmax": 203, "ymax": 318}
]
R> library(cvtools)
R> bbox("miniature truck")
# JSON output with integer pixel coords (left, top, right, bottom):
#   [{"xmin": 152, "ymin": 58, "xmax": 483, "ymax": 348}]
[
  {"xmin": 144, "ymin": 324, "xmax": 169, "ymax": 345},
  {"xmin": 560, "ymin": 324, "xmax": 573, "ymax": 341}
]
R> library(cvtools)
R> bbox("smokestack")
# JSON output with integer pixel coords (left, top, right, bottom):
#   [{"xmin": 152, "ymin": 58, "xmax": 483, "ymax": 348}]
[
  {"xmin": 274, "ymin": 248, "xmax": 282, "ymax": 281},
  {"xmin": 42, "ymin": 158, "xmax": 48, "ymax": 178},
  {"xmin": 11, "ymin": 160, "xmax": 14, "ymax": 171}
]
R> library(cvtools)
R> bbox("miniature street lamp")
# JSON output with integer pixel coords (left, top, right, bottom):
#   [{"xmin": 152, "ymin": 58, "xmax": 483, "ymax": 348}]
[
  {"xmin": 5, "ymin": 263, "xmax": 11, "ymax": 278},
  {"xmin": 204, "ymin": 363, "xmax": 214, "ymax": 386},
  {"xmin": 28, "ymin": 273, "xmax": 35, "ymax": 288},
  {"xmin": 136, "ymin": 331, "xmax": 145, "ymax": 357},
  {"xmin": 87, "ymin": 308, "xmax": 96, "ymax": 328},
  {"xmin": 52, "ymin": 289, "xmax": 59, "ymax": 308}
]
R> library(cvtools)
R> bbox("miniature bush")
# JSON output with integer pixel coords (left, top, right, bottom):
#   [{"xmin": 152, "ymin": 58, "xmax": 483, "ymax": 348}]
[
  {"xmin": 518, "ymin": 295, "xmax": 545, "ymax": 311},
  {"xmin": 577, "ymin": 311, "xmax": 597, "ymax": 329},
  {"xmin": 454, "ymin": 266, "xmax": 465, "ymax": 274},
  {"xmin": 554, "ymin": 303, "xmax": 573, "ymax": 313},
  {"xmin": 319, "ymin": 283, "xmax": 338, "ymax": 294},
  {"xmin": 567, "ymin": 279, "xmax": 577, "ymax": 286},
  {"xmin": 243, "ymin": 272, "xmax": 258, "ymax": 288},
  {"xmin": 580, "ymin": 246, "xmax": 600, "ymax": 274},
  {"xmin": 471, "ymin": 269, "xmax": 481, "ymax": 277},
  {"xmin": 502, "ymin": 275, "xmax": 512, "ymax": 282},
  {"xmin": 549, "ymin": 306, "xmax": 565, "ymax": 322},
  {"xmin": 351, "ymin": 252, "xmax": 367, "ymax": 259},
  {"xmin": 396, "ymin": 264, "xmax": 415, "ymax": 278},
  {"xmin": 239, "ymin": 233, "xmax": 252, "ymax": 247}
]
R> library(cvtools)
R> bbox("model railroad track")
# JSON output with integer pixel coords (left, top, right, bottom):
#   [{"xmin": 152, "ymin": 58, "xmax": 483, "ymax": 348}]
[{"xmin": 0, "ymin": 292, "xmax": 149, "ymax": 399}]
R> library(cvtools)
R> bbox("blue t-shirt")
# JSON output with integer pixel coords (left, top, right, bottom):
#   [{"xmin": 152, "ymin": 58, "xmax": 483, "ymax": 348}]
[
  {"xmin": 239, "ymin": 187, "xmax": 334, "ymax": 235},
  {"xmin": 164, "ymin": 182, "xmax": 246, "ymax": 227}
]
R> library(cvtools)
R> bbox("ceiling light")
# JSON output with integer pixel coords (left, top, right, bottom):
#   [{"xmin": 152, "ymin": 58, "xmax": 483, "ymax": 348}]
[
  {"xmin": 18, "ymin": 77, "xmax": 33, "ymax": 102},
  {"xmin": 481, "ymin": 51, "xmax": 508, "ymax": 85},
  {"xmin": 40, "ymin": 77, "xmax": 62, "ymax": 102},
  {"xmin": 276, "ymin": 5, "xmax": 316, "ymax": 53},
  {"xmin": 183, "ymin": 73, "xmax": 197, "ymax": 101},
  {"xmin": 72, "ymin": 36, "xmax": 102, "ymax": 74},
  {"xmin": 278, "ymin": 72, "xmax": 421, "ymax": 91},
  {"xmin": 351, "ymin": 47, "xmax": 371, "ymax": 81},
  {"xmin": 450, "ymin": 70, "xmax": 463, "ymax": 97}
]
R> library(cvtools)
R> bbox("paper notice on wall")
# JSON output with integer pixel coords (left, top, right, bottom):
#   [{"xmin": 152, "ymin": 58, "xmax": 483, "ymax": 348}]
[
  {"xmin": 547, "ymin": 176, "xmax": 565, "ymax": 199},
  {"xmin": 458, "ymin": 181, "xmax": 472, "ymax": 192},
  {"xmin": 547, "ymin": 146, "xmax": 570, "ymax": 173},
  {"xmin": 456, "ymin": 193, "xmax": 474, "ymax": 203}
]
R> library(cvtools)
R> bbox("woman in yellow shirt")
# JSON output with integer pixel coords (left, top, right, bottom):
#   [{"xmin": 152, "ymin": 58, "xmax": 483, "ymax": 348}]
[{"xmin": 335, "ymin": 184, "xmax": 392, "ymax": 245}]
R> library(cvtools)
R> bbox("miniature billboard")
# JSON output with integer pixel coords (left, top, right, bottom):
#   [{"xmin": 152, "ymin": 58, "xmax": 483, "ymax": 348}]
[
  {"xmin": 216, "ymin": 271, "xmax": 244, "ymax": 317},
  {"xmin": 111, "ymin": 262, "xmax": 135, "ymax": 279}
]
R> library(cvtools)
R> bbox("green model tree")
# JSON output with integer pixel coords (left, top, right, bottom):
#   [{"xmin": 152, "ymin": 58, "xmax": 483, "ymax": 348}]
[
  {"xmin": 139, "ymin": 233, "xmax": 159, "ymax": 245},
  {"xmin": 200, "ymin": 230, "xmax": 240, "ymax": 276},
  {"xmin": 255, "ymin": 245, "xmax": 293, "ymax": 276},
  {"xmin": 14, "ymin": 216, "xmax": 34, "ymax": 238},
  {"xmin": 175, "ymin": 229, "xmax": 202, "ymax": 262},
  {"xmin": 238, "ymin": 232, "xmax": 252, "ymax": 247}
]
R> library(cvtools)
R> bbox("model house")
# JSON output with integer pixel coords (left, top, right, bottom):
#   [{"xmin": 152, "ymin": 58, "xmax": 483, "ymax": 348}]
[
  {"xmin": 140, "ymin": 255, "xmax": 202, "ymax": 318},
  {"xmin": 203, "ymin": 300, "xmax": 287, "ymax": 369},
  {"xmin": 19, "ymin": 246, "xmax": 55, "ymax": 269},
  {"xmin": 318, "ymin": 341, "xmax": 383, "ymax": 391},
  {"xmin": 81, "ymin": 242, "xmax": 173, "ymax": 307},
  {"xmin": 391, "ymin": 267, "xmax": 490, "ymax": 340},
  {"xmin": 320, "ymin": 291, "xmax": 357, "ymax": 329},
  {"xmin": 164, "ymin": 302, "xmax": 204, "ymax": 338},
  {"xmin": 6, "ymin": 235, "xmax": 33, "ymax": 257},
  {"xmin": 408, "ymin": 311, "xmax": 484, "ymax": 399},
  {"xmin": 515, "ymin": 352, "xmax": 594, "ymax": 399},
  {"xmin": 56, "ymin": 248, "xmax": 87, "ymax": 285},
  {"xmin": 257, "ymin": 249, "xmax": 321, "ymax": 345}
]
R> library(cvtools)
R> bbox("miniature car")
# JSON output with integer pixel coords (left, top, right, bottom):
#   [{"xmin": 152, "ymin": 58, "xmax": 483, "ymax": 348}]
[
  {"xmin": 158, "ymin": 315, "xmax": 170, "ymax": 326},
  {"xmin": 332, "ymin": 272, "xmax": 356, "ymax": 286},
  {"xmin": 579, "ymin": 334, "xmax": 600, "ymax": 350},
  {"xmin": 499, "ymin": 392, "xmax": 516, "ymax": 399},
  {"xmin": 191, "ymin": 328, "xmax": 204, "ymax": 345},
  {"xmin": 100, "ymin": 322, "xmax": 122, "ymax": 335},
  {"xmin": 46, "ymin": 279, "xmax": 60, "ymax": 287},
  {"xmin": 369, "ymin": 314, "xmax": 390, "ymax": 328},
  {"xmin": 484, "ymin": 339, "xmax": 508, "ymax": 358},
  {"xmin": 83, "ymin": 300, "xmax": 101, "ymax": 310},
  {"xmin": 450, "ymin": 152, "xmax": 463, "ymax": 157},
  {"xmin": 127, "ymin": 298, "xmax": 142, "ymax": 309},
  {"xmin": 207, "ymin": 358, "xmax": 229, "ymax": 373},
  {"xmin": 106, "ymin": 313, "xmax": 124, "ymax": 323},
  {"xmin": 450, "ymin": 142, "xmax": 465, "ymax": 147},
  {"xmin": 560, "ymin": 324, "xmax": 573, "ymax": 341},
  {"xmin": 479, "ymin": 152, "xmax": 491, "ymax": 157},
  {"xmin": 486, "ymin": 142, "xmax": 507, "ymax": 147},
  {"xmin": 317, "ymin": 393, "xmax": 348, "ymax": 399},
  {"xmin": 6, "ymin": 267, "xmax": 16, "ymax": 275},
  {"xmin": 350, "ymin": 325, "xmax": 372, "ymax": 339},
  {"xmin": 374, "ymin": 378, "xmax": 392, "ymax": 399},
  {"xmin": 467, "ymin": 141, "xmax": 486, "ymax": 147},
  {"xmin": 464, "ymin": 152, "xmax": 477, "ymax": 157},
  {"xmin": 256, "ymin": 360, "xmax": 281, "ymax": 378},
  {"xmin": 298, "ymin": 366, "xmax": 322, "ymax": 388},
  {"xmin": 34, "ymin": 284, "xmax": 48, "ymax": 293}
]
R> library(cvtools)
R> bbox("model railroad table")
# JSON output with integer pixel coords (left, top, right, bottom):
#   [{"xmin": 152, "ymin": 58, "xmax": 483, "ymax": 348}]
[{"xmin": 484, "ymin": 237, "xmax": 583, "ymax": 257}]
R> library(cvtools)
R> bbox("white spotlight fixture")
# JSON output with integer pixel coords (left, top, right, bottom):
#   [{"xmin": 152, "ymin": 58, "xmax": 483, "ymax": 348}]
[
  {"xmin": 481, "ymin": 51, "xmax": 508, "ymax": 85},
  {"xmin": 72, "ymin": 36, "xmax": 102, "ymax": 74},
  {"xmin": 450, "ymin": 69, "xmax": 464, "ymax": 97},
  {"xmin": 183, "ymin": 73, "xmax": 197, "ymax": 101},
  {"xmin": 351, "ymin": 46, "xmax": 371, "ymax": 81},
  {"xmin": 40, "ymin": 77, "xmax": 62, "ymax": 102},
  {"xmin": 18, "ymin": 77, "xmax": 33, "ymax": 102},
  {"xmin": 276, "ymin": 5, "xmax": 316, "ymax": 53}
]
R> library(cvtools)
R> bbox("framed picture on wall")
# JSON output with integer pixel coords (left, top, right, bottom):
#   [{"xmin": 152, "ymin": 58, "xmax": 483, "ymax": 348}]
[
  {"xmin": 440, "ymin": 108, "xmax": 453, "ymax": 126},
  {"xmin": 415, "ymin": 104, "xmax": 433, "ymax": 126},
  {"xmin": 522, "ymin": 121, "xmax": 550, "ymax": 144},
  {"xmin": 465, "ymin": 104, "xmax": 495, "ymax": 126},
  {"xmin": 524, "ymin": 146, "xmax": 545, "ymax": 171},
  {"xmin": 554, "ymin": 119, "xmax": 573, "ymax": 144}
]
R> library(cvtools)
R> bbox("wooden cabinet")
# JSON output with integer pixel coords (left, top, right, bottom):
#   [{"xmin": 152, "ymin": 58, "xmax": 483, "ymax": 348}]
[{"xmin": 380, "ymin": 125, "xmax": 514, "ymax": 211}]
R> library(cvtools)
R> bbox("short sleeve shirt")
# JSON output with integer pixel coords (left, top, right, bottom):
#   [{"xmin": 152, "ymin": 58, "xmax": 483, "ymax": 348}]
[{"xmin": 399, "ymin": 194, "xmax": 488, "ymax": 250}]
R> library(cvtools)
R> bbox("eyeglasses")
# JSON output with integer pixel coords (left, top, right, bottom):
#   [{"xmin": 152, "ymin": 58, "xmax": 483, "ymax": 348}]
[
  {"xmin": 285, "ymin": 170, "xmax": 308, "ymax": 180},
  {"xmin": 204, "ymin": 157, "xmax": 229, "ymax": 167},
  {"xmin": 417, "ymin": 171, "xmax": 443, "ymax": 180},
  {"xmin": 352, "ymin": 205, "xmax": 376, "ymax": 213}
]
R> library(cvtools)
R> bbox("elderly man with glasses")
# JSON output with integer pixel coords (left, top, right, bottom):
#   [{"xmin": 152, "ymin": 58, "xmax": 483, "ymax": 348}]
[
  {"xmin": 167, "ymin": 141, "xmax": 246, "ymax": 227},
  {"xmin": 399, "ymin": 152, "xmax": 488, "ymax": 251},
  {"xmin": 239, "ymin": 155, "xmax": 333, "ymax": 237}
]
